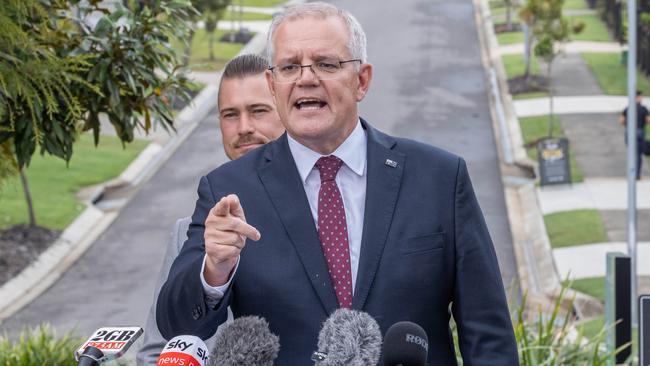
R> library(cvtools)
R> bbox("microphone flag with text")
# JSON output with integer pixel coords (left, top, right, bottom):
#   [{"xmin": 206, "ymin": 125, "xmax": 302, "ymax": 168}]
[
  {"xmin": 156, "ymin": 335, "xmax": 209, "ymax": 366},
  {"xmin": 312, "ymin": 308, "xmax": 382, "ymax": 366},
  {"xmin": 75, "ymin": 326, "xmax": 143, "ymax": 366}
]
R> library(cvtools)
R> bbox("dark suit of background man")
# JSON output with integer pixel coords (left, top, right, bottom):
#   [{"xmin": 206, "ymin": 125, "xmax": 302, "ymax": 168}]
[
  {"xmin": 619, "ymin": 90, "xmax": 650, "ymax": 180},
  {"xmin": 157, "ymin": 2, "xmax": 519, "ymax": 364}
]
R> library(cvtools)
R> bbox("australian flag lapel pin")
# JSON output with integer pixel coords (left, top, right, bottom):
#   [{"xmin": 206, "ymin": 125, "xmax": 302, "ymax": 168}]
[{"xmin": 384, "ymin": 159, "xmax": 398, "ymax": 168}]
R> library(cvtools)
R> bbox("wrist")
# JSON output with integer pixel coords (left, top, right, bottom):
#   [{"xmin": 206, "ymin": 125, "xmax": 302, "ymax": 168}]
[{"xmin": 204, "ymin": 257, "xmax": 237, "ymax": 287}]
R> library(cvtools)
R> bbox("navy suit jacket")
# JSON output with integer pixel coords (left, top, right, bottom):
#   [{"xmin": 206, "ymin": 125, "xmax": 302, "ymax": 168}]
[{"xmin": 157, "ymin": 120, "xmax": 518, "ymax": 365}]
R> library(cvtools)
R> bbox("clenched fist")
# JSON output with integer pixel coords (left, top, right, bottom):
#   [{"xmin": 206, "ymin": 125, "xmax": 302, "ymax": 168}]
[{"xmin": 203, "ymin": 194, "xmax": 260, "ymax": 286}]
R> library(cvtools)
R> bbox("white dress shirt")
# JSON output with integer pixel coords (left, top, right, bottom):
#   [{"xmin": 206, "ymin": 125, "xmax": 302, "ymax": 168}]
[{"xmin": 201, "ymin": 120, "xmax": 367, "ymax": 300}]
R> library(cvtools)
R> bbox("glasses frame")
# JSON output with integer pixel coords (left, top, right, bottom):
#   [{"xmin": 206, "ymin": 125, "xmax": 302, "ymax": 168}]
[{"xmin": 268, "ymin": 59, "xmax": 362, "ymax": 83}]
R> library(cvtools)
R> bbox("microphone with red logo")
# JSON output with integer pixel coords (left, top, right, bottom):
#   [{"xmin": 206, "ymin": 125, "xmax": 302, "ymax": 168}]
[
  {"xmin": 156, "ymin": 335, "xmax": 209, "ymax": 366},
  {"xmin": 75, "ymin": 327, "xmax": 143, "ymax": 366}
]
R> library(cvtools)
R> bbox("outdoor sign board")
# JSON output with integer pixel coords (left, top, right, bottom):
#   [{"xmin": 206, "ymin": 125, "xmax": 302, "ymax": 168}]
[{"xmin": 537, "ymin": 137, "xmax": 571, "ymax": 186}]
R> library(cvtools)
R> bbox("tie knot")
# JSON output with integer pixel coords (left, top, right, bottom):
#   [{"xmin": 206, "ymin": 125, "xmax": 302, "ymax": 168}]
[{"xmin": 315, "ymin": 155, "xmax": 343, "ymax": 182}]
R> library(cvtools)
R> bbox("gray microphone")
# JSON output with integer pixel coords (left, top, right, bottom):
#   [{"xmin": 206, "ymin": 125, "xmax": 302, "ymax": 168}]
[
  {"xmin": 208, "ymin": 316, "xmax": 280, "ymax": 366},
  {"xmin": 312, "ymin": 308, "xmax": 382, "ymax": 366}
]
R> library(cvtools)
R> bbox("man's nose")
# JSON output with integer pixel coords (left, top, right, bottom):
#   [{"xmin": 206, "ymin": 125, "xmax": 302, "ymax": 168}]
[
  {"xmin": 296, "ymin": 65, "xmax": 320, "ymax": 86},
  {"xmin": 237, "ymin": 114, "xmax": 255, "ymax": 134}
]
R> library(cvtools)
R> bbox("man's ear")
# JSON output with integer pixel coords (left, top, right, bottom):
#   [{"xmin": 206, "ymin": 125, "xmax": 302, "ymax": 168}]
[
  {"xmin": 355, "ymin": 63, "xmax": 373, "ymax": 102},
  {"xmin": 265, "ymin": 69, "xmax": 276, "ymax": 97}
]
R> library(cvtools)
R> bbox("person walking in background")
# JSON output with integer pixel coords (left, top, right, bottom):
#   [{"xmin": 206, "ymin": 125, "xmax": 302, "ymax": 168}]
[{"xmin": 619, "ymin": 90, "xmax": 650, "ymax": 180}]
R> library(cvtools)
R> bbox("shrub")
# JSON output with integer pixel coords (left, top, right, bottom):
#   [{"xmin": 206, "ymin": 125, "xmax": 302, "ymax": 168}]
[{"xmin": 0, "ymin": 325, "xmax": 82, "ymax": 366}]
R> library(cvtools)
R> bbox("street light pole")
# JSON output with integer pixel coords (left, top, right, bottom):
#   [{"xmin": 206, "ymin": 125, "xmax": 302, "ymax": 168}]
[{"xmin": 626, "ymin": 0, "xmax": 638, "ymax": 330}]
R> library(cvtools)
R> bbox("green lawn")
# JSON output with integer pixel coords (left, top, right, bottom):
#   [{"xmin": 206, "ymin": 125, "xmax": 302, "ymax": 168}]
[
  {"xmin": 568, "ymin": 276, "xmax": 606, "ymax": 301},
  {"xmin": 513, "ymin": 91, "xmax": 549, "ymax": 100},
  {"xmin": 576, "ymin": 316, "xmax": 605, "ymax": 340},
  {"xmin": 568, "ymin": 14, "xmax": 613, "ymax": 42},
  {"xmin": 240, "ymin": 0, "xmax": 285, "ymax": 7},
  {"xmin": 544, "ymin": 209, "xmax": 608, "ymax": 248},
  {"xmin": 497, "ymin": 31, "xmax": 525, "ymax": 45},
  {"xmin": 519, "ymin": 115, "xmax": 584, "ymax": 182},
  {"xmin": 563, "ymin": 0, "xmax": 589, "ymax": 10},
  {"xmin": 223, "ymin": 10, "xmax": 272, "ymax": 21},
  {"xmin": 497, "ymin": 14, "xmax": 612, "ymax": 45},
  {"xmin": 501, "ymin": 54, "xmax": 541, "ymax": 79},
  {"xmin": 174, "ymin": 28, "xmax": 245, "ymax": 71},
  {"xmin": 582, "ymin": 52, "xmax": 650, "ymax": 95},
  {"xmin": 0, "ymin": 135, "xmax": 148, "ymax": 230}
]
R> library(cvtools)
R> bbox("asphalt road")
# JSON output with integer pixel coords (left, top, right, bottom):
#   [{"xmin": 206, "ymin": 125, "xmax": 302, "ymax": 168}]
[{"xmin": 3, "ymin": 0, "xmax": 519, "ymax": 338}]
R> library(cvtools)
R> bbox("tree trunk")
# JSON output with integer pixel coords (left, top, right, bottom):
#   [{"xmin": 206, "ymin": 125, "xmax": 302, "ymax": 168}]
[
  {"xmin": 523, "ymin": 24, "xmax": 532, "ymax": 83},
  {"xmin": 547, "ymin": 61, "xmax": 554, "ymax": 138},
  {"xmin": 506, "ymin": 2, "xmax": 513, "ymax": 31},
  {"xmin": 209, "ymin": 29, "xmax": 215, "ymax": 61},
  {"xmin": 19, "ymin": 168, "xmax": 36, "ymax": 227},
  {"xmin": 182, "ymin": 28, "xmax": 195, "ymax": 66}
]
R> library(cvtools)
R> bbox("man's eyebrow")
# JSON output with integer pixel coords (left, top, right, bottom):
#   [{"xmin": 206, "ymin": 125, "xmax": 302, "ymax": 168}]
[
  {"xmin": 248, "ymin": 103, "xmax": 273, "ymax": 110},
  {"xmin": 276, "ymin": 54, "xmax": 342, "ymax": 64},
  {"xmin": 219, "ymin": 107, "xmax": 238, "ymax": 114}
]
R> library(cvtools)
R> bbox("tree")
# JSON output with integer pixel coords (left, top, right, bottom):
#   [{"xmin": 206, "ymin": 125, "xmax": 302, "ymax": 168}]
[
  {"xmin": 182, "ymin": 0, "xmax": 231, "ymax": 65},
  {"xmin": 518, "ymin": 0, "xmax": 544, "ymax": 83},
  {"xmin": 0, "ymin": 0, "xmax": 195, "ymax": 226},
  {"xmin": 203, "ymin": 0, "xmax": 231, "ymax": 61},
  {"xmin": 504, "ymin": 0, "xmax": 518, "ymax": 31},
  {"xmin": 530, "ymin": 0, "xmax": 584, "ymax": 137}
]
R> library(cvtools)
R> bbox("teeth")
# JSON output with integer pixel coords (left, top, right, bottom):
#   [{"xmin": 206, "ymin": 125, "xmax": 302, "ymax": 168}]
[{"xmin": 296, "ymin": 99, "xmax": 325, "ymax": 110}]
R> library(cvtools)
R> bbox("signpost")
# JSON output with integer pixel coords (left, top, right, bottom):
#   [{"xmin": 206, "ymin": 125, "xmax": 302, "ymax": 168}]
[
  {"xmin": 537, "ymin": 137, "xmax": 571, "ymax": 186},
  {"xmin": 641, "ymin": 295, "xmax": 650, "ymax": 366}
]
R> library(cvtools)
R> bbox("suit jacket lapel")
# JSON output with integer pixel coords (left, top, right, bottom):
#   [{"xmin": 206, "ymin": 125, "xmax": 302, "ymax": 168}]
[
  {"xmin": 353, "ymin": 120, "xmax": 405, "ymax": 310},
  {"xmin": 257, "ymin": 134, "xmax": 339, "ymax": 314}
]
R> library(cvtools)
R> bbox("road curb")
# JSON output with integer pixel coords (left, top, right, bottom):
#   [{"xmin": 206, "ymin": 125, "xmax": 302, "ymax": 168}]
[{"xmin": 0, "ymin": 32, "xmax": 269, "ymax": 323}]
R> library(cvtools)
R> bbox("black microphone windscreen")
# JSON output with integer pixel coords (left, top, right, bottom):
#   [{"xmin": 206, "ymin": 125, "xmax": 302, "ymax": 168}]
[
  {"xmin": 315, "ymin": 308, "xmax": 382, "ymax": 366},
  {"xmin": 382, "ymin": 321, "xmax": 428, "ymax": 366},
  {"xmin": 209, "ymin": 316, "xmax": 280, "ymax": 366}
]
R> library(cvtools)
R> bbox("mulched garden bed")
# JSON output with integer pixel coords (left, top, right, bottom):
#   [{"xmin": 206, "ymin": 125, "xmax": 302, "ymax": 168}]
[
  {"xmin": 0, "ymin": 224, "xmax": 60, "ymax": 287},
  {"xmin": 507, "ymin": 75, "xmax": 548, "ymax": 95}
]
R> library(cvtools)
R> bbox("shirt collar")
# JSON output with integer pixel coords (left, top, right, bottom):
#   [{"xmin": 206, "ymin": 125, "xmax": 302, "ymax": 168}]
[{"xmin": 287, "ymin": 119, "xmax": 367, "ymax": 183}]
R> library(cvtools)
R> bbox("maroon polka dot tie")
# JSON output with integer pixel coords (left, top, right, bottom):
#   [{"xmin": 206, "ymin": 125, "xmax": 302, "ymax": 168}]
[{"xmin": 315, "ymin": 155, "xmax": 353, "ymax": 308}]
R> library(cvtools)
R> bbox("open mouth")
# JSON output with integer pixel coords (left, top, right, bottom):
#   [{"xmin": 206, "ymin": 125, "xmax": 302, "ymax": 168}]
[{"xmin": 294, "ymin": 98, "xmax": 327, "ymax": 110}]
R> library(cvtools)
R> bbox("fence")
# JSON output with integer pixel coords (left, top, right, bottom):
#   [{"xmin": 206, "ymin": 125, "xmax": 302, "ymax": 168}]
[{"xmin": 592, "ymin": 0, "xmax": 650, "ymax": 76}]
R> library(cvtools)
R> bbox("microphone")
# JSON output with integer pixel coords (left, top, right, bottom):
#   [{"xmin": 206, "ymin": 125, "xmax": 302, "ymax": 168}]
[
  {"xmin": 156, "ymin": 335, "xmax": 209, "ymax": 366},
  {"xmin": 382, "ymin": 321, "xmax": 428, "ymax": 366},
  {"xmin": 75, "ymin": 326, "xmax": 143, "ymax": 365},
  {"xmin": 209, "ymin": 316, "xmax": 280, "ymax": 366},
  {"xmin": 311, "ymin": 308, "xmax": 382, "ymax": 366}
]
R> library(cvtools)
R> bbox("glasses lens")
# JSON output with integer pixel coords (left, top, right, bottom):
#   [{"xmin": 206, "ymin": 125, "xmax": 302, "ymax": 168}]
[{"xmin": 273, "ymin": 60, "xmax": 355, "ymax": 83}]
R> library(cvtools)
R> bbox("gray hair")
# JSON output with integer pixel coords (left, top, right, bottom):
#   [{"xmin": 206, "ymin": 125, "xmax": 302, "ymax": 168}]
[{"xmin": 266, "ymin": 2, "xmax": 367, "ymax": 66}]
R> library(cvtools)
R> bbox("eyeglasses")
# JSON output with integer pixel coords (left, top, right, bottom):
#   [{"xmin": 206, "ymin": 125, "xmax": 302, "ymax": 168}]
[{"xmin": 269, "ymin": 59, "xmax": 361, "ymax": 83}]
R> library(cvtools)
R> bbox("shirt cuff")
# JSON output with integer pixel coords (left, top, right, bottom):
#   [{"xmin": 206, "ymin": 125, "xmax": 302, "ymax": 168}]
[{"xmin": 200, "ymin": 254, "xmax": 239, "ymax": 307}]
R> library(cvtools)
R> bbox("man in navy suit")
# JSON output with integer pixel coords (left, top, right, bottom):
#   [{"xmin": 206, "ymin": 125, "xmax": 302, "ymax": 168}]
[{"xmin": 157, "ymin": 3, "xmax": 518, "ymax": 365}]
